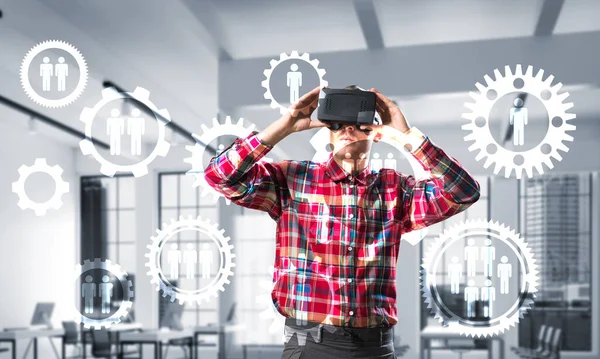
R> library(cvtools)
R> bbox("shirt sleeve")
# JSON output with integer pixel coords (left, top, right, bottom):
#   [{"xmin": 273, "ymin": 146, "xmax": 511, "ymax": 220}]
[
  {"xmin": 203, "ymin": 132, "xmax": 289, "ymax": 221},
  {"xmin": 394, "ymin": 127, "xmax": 481, "ymax": 234}
]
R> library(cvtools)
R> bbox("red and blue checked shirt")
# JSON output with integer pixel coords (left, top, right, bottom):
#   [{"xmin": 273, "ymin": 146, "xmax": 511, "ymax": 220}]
[{"xmin": 204, "ymin": 127, "xmax": 480, "ymax": 328}]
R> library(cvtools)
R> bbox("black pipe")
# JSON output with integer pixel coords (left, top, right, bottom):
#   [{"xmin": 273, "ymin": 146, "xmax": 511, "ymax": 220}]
[
  {"xmin": 0, "ymin": 94, "xmax": 110, "ymax": 150},
  {"xmin": 102, "ymin": 81, "xmax": 209, "ymax": 150}
]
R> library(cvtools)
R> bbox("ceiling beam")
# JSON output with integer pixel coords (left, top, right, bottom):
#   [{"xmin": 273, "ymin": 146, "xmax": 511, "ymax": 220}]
[
  {"xmin": 218, "ymin": 31, "xmax": 600, "ymax": 110},
  {"xmin": 182, "ymin": 0, "xmax": 233, "ymax": 61},
  {"xmin": 353, "ymin": 0, "xmax": 384, "ymax": 50},
  {"xmin": 534, "ymin": 0, "xmax": 565, "ymax": 36}
]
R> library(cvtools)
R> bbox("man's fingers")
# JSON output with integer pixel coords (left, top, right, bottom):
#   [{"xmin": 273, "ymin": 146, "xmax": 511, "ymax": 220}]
[
  {"xmin": 375, "ymin": 91, "xmax": 395, "ymax": 108},
  {"xmin": 308, "ymin": 120, "xmax": 328, "ymax": 129}
]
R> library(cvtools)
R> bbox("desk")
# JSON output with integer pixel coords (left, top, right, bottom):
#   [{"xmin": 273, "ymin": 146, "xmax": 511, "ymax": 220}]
[
  {"xmin": 119, "ymin": 330, "xmax": 194, "ymax": 359},
  {"xmin": 0, "ymin": 328, "xmax": 64, "ymax": 359},
  {"xmin": 81, "ymin": 323, "xmax": 142, "ymax": 359},
  {"xmin": 420, "ymin": 326, "xmax": 504, "ymax": 359}
]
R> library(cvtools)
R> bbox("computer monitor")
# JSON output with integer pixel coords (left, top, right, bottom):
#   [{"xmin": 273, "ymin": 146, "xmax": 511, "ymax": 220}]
[
  {"xmin": 160, "ymin": 302, "xmax": 184, "ymax": 331},
  {"xmin": 31, "ymin": 302, "xmax": 54, "ymax": 328}
]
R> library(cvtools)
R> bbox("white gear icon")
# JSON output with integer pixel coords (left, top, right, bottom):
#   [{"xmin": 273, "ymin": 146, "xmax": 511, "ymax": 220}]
[
  {"xmin": 421, "ymin": 218, "xmax": 539, "ymax": 338},
  {"xmin": 462, "ymin": 65, "xmax": 576, "ymax": 179},
  {"xmin": 12, "ymin": 158, "xmax": 70, "ymax": 216},
  {"xmin": 309, "ymin": 127, "xmax": 428, "ymax": 245},
  {"xmin": 184, "ymin": 116, "xmax": 272, "ymax": 205},
  {"xmin": 74, "ymin": 258, "xmax": 134, "ymax": 330},
  {"xmin": 262, "ymin": 51, "xmax": 328, "ymax": 115},
  {"xmin": 20, "ymin": 40, "xmax": 88, "ymax": 108},
  {"xmin": 145, "ymin": 216, "xmax": 235, "ymax": 305},
  {"xmin": 79, "ymin": 87, "xmax": 171, "ymax": 177}
]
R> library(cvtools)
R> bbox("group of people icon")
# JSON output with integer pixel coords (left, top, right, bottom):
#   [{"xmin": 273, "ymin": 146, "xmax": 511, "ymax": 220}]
[
  {"xmin": 106, "ymin": 108, "xmax": 146, "ymax": 156},
  {"xmin": 167, "ymin": 243, "xmax": 214, "ymax": 280},
  {"xmin": 446, "ymin": 239, "xmax": 513, "ymax": 318},
  {"xmin": 39, "ymin": 56, "xmax": 69, "ymax": 92},
  {"xmin": 370, "ymin": 152, "xmax": 397, "ymax": 172},
  {"xmin": 81, "ymin": 275, "xmax": 113, "ymax": 314}
]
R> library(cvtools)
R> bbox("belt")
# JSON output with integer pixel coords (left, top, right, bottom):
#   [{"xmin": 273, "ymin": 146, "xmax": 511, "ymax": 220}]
[{"xmin": 284, "ymin": 318, "xmax": 394, "ymax": 346}]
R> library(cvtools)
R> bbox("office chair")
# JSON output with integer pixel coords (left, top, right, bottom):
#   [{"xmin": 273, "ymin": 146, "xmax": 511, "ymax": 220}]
[
  {"xmin": 91, "ymin": 330, "xmax": 139, "ymax": 358},
  {"xmin": 61, "ymin": 322, "xmax": 82, "ymax": 359},
  {"xmin": 511, "ymin": 324, "xmax": 548, "ymax": 357},
  {"xmin": 519, "ymin": 327, "xmax": 562, "ymax": 359}
]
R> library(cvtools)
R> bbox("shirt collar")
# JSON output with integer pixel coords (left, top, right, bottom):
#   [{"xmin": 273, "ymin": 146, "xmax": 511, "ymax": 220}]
[{"xmin": 324, "ymin": 154, "xmax": 372, "ymax": 185}]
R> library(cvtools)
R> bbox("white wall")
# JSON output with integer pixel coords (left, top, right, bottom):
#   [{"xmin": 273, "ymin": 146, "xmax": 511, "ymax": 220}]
[{"xmin": 0, "ymin": 117, "xmax": 77, "ymax": 358}]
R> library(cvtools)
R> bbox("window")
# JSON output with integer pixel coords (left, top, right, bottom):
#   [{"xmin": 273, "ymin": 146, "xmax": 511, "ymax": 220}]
[
  {"xmin": 518, "ymin": 173, "xmax": 593, "ymax": 351},
  {"xmin": 158, "ymin": 172, "xmax": 219, "ymax": 327},
  {"xmin": 419, "ymin": 176, "xmax": 491, "ymax": 329}
]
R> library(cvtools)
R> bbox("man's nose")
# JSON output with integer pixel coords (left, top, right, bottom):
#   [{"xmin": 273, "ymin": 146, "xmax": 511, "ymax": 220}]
[{"xmin": 341, "ymin": 125, "xmax": 356, "ymax": 132}]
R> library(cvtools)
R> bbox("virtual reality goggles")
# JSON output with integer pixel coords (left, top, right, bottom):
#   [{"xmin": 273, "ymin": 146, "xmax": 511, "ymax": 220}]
[{"xmin": 317, "ymin": 87, "xmax": 382, "ymax": 131}]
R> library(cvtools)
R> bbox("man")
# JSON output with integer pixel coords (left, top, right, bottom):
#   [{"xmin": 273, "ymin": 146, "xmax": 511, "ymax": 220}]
[{"xmin": 204, "ymin": 85, "xmax": 480, "ymax": 358}]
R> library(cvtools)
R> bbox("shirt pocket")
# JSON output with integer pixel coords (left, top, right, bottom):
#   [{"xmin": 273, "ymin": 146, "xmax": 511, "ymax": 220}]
[{"xmin": 293, "ymin": 201, "xmax": 335, "ymax": 245}]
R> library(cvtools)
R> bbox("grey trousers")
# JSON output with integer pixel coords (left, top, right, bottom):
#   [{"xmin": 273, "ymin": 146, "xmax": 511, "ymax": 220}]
[{"xmin": 281, "ymin": 318, "xmax": 397, "ymax": 359}]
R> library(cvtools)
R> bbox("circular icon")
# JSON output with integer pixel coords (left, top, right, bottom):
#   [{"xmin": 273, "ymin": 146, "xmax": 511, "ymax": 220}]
[
  {"xmin": 184, "ymin": 116, "xmax": 272, "ymax": 204},
  {"xmin": 262, "ymin": 51, "xmax": 328, "ymax": 115},
  {"xmin": 79, "ymin": 87, "xmax": 171, "ymax": 177},
  {"xmin": 12, "ymin": 158, "xmax": 69, "ymax": 216},
  {"xmin": 146, "ymin": 216, "xmax": 235, "ymax": 305},
  {"xmin": 20, "ymin": 40, "xmax": 88, "ymax": 108},
  {"xmin": 421, "ymin": 219, "xmax": 538, "ymax": 337},
  {"xmin": 74, "ymin": 258, "xmax": 134, "ymax": 330},
  {"xmin": 462, "ymin": 65, "xmax": 576, "ymax": 179}
]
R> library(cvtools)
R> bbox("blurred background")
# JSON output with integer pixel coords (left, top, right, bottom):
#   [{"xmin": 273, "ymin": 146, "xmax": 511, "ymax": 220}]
[{"xmin": 0, "ymin": 0, "xmax": 598, "ymax": 358}]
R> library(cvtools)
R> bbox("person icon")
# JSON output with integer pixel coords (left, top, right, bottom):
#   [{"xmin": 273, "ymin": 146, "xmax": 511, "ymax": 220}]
[
  {"xmin": 106, "ymin": 109, "xmax": 125, "ymax": 156},
  {"xmin": 81, "ymin": 275, "xmax": 96, "ymax": 314},
  {"xmin": 183, "ymin": 243, "xmax": 198, "ymax": 279},
  {"xmin": 384, "ymin": 153, "xmax": 397, "ymax": 171},
  {"xmin": 127, "ymin": 108, "xmax": 145, "ymax": 155},
  {"xmin": 99, "ymin": 275, "xmax": 113, "ymax": 314},
  {"xmin": 215, "ymin": 143, "xmax": 225, "ymax": 157},
  {"xmin": 295, "ymin": 253, "xmax": 312, "ymax": 326},
  {"xmin": 480, "ymin": 279, "xmax": 496, "ymax": 318},
  {"xmin": 481, "ymin": 239, "xmax": 496, "ymax": 277},
  {"xmin": 40, "ymin": 56, "xmax": 53, "ymax": 92},
  {"xmin": 199, "ymin": 243, "xmax": 213, "ymax": 279},
  {"xmin": 55, "ymin": 56, "xmax": 69, "ymax": 92},
  {"xmin": 464, "ymin": 279, "xmax": 479, "ymax": 318},
  {"xmin": 167, "ymin": 243, "xmax": 181, "ymax": 279},
  {"xmin": 448, "ymin": 256, "xmax": 463, "ymax": 294},
  {"xmin": 464, "ymin": 238, "xmax": 479, "ymax": 277},
  {"xmin": 287, "ymin": 63, "xmax": 302, "ymax": 104},
  {"xmin": 317, "ymin": 206, "xmax": 330, "ymax": 244},
  {"xmin": 497, "ymin": 256, "xmax": 512, "ymax": 294},
  {"xmin": 370, "ymin": 152, "xmax": 383, "ymax": 172},
  {"xmin": 509, "ymin": 98, "xmax": 528, "ymax": 146}
]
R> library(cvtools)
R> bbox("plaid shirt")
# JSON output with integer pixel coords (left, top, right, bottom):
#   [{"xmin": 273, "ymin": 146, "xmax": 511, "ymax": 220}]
[{"xmin": 204, "ymin": 127, "xmax": 480, "ymax": 328}]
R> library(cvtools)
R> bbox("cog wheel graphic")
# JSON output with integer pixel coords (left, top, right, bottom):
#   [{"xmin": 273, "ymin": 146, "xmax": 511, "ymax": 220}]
[
  {"xmin": 309, "ymin": 127, "xmax": 428, "ymax": 245},
  {"xmin": 145, "ymin": 215, "xmax": 235, "ymax": 305},
  {"xmin": 74, "ymin": 258, "xmax": 134, "ymax": 330},
  {"xmin": 462, "ymin": 65, "xmax": 576, "ymax": 179},
  {"xmin": 256, "ymin": 266, "xmax": 286, "ymax": 338},
  {"xmin": 20, "ymin": 40, "xmax": 88, "ymax": 108},
  {"xmin": 262, "ymin": 51, "xmax": 328, "ymax": 115},
  {"xmin": 12, "ymin": 158, "xmax": 70, "ymax": 216},
  {"xmin": 184, "ymin": 116, "xmax": 272, "ymax": 205},
  {"xmin": 421, "ymin": 219, "xmax": 538, "ymax": 338},
  {"xmin": 79, "ymin": 87, "xmax": 171, "ymax": 177}
]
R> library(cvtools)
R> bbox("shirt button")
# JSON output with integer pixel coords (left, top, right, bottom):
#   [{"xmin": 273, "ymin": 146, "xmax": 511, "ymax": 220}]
[
  {"xmin": 349, "ymin": 311, "xmax": 354, "ymax": 316},
  {"xmin": 348, "ymin": 278, "xmax": 353, "ymax": 283},
  {"xmin": 348, "ymin": 246, "xmax": 353, "ymax": 251},
  {"xmin": 349, "ymin": 214, "xmax": 354, "ymax": 219}
]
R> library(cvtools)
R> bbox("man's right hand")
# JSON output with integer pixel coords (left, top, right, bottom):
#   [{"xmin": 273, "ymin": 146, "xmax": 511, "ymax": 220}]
[{"xmin": 281, "ymin": 85, "xmax": 328, "ymax": 133}]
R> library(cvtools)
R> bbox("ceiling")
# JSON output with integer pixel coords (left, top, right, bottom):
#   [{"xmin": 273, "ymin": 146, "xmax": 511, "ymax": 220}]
[{"xmin": 0, "ymin": 0, "xmax": 598, "ymax": 163}]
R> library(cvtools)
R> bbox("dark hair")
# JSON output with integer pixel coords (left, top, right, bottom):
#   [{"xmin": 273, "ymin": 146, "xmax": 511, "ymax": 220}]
[{"xmin": 343, "ymin": 85, "xmax": 360, "ymax": 90}]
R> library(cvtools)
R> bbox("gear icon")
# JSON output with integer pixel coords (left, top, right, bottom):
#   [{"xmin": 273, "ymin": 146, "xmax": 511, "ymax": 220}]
[
  {"xmin": 20, "ymin": 40, "xmax": 88, "ymax": 108},
  {"xmin": 184, "ymin": 116, "xmax": 272, "ymax": 204},
  {"xmin": 309, "ymin": 127, "xmax": 428, "ymax": 245},
  {"xmin": 12, "ymin": 158, "xmax": 70, "ymax": 216},
  {"xmin": 79, "ymin": 87, "xmax": 171, "ymax": 177},
  {"xmin": 74, "ymin": 258, "xmax": 134, "ymax": 329},
  {"xmin": 145, "ymin": 216, "xmax": 235, "ymax": 305},
  {"xmin": 262, "ymin": 51, "xmax": 328, "ymax": 115},
  {"xmin": 462, "ymin": 65, "xmax": 576, "ymax": 179},
  {"xmin": 421, "ymin": 218, "xmax": 538, "ymax": 338}
]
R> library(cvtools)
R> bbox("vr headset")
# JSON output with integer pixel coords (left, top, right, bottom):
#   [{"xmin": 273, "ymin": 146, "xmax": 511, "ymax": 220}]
[{"xmin": 317, "ymin": 87, "xmax": 381, "ymax": 131}]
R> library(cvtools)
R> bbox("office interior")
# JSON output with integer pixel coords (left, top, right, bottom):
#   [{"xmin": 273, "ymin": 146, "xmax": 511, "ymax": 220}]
[{"xmin": 0, "ymin": 0, "xmax": 598, "ymax": 358}]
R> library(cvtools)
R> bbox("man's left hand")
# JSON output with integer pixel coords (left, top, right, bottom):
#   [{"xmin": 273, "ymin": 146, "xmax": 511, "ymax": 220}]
[{"xmin": 359, "ymin": 88, "xmax": 410, "ymax": 141}]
